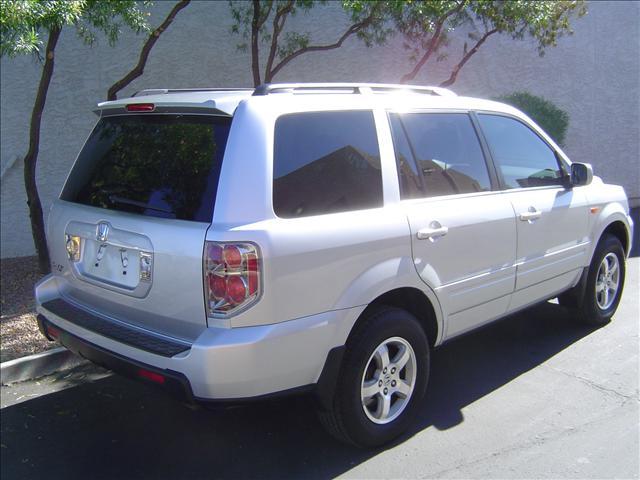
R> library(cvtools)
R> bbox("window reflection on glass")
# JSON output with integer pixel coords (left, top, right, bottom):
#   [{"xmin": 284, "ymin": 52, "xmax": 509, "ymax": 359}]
[
  {"xmin": 63, "ymin": 115, "xmax": 231, "ymax": 222},
  {"xmin": 390, "ymin": 112, "xmax": 492, "ymax": 199},
  {"xmin": 477, "ymin": 114, "xmax": 563, "ymax": 189},
  {"xmin": 273, "ymin": 111, "xmax": 383, "ymax": 218}
]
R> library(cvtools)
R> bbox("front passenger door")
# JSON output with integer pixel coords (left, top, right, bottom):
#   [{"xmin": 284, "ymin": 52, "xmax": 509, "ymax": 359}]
[{"xmin": 476, "ymin": 113, "xmax": 590, "ymax": 311}]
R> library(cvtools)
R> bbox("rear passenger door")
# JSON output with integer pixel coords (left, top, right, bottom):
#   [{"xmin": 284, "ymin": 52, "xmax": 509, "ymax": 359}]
[
  {"xmin": 475, "ymin": 114, "xmax": 590, "ymax": 311},
  {"xmin": 389, "ymin": 112, "xmax": 517, "ymax": 339}
]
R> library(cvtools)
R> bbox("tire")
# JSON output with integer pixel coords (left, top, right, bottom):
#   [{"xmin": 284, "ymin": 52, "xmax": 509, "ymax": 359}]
[
  {"xmin": 573, "ymin": 234, "xmax": 626, "ymax": 326},
  {"xmin": 318, "ymin": 307, "xmax": 430, "ymax": 448}
]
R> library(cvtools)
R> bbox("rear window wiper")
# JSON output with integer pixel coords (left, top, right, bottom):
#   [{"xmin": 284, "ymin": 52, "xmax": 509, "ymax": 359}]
[{"xmin": 108, "ymin": 195, "xmax": 174, "ymax": 215}]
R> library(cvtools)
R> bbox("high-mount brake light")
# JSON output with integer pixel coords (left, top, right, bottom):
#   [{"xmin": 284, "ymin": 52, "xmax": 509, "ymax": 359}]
[
  {"xmin": 204, "ymin": 242, "xmax": 261, "ymax": 317},
  {"xmin": 126, "ymin": 103, "xmax": 155, "ymax": 112}
]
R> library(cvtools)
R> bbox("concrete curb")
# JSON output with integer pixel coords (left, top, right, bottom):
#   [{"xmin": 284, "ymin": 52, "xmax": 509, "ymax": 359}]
[{"xmin": 1, "ymin": 347, "xmax": 87, "ymax": 385}]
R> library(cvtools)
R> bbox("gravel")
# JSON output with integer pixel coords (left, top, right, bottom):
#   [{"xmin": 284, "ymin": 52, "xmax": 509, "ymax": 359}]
[{"xmin": 0, "ymin": 256, "xmax": 56, "ymax": 363}]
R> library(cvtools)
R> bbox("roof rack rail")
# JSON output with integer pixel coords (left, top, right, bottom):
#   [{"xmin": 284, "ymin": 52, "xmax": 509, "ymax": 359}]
[
  {"xmin": 132, "ymin": 87, "xmax": 254, "ymax": 97},
  {"xmin": 252, "ymin": 83, "xmax": 456, "ymax": 97}
]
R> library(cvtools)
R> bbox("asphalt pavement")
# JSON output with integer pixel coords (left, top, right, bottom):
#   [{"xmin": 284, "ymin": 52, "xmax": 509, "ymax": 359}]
[{"xmin": 1, "ymin": 258, "xmax": 638, "ymax": 480}]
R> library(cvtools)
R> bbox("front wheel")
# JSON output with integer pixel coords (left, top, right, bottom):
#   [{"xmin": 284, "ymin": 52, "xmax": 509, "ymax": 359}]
[
  {"xmin": 574, "ymin": 234, "xmax": 626, "ymax": 326},
  {"xmin": 317, "ymin": 307, "xmax": 429, "ymax": 448}
]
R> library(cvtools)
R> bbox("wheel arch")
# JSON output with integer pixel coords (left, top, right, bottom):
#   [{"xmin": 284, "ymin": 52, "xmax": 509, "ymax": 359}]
[
  {"xmin": 601, "ymin": 220, "xmax": 630, "ymax": 257},
  {"xmin": 589, "ymin": 199, "xmax": 633, "ymax": 261},
  {"xmin": 348, "ymin": 287, "xmax": 442, "ymax": 348}
]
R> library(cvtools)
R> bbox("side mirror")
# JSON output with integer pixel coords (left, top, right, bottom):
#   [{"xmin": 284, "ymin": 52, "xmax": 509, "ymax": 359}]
[{"xmin": 570, "ymin": 162, "xmax": 593, "ymax": 187}]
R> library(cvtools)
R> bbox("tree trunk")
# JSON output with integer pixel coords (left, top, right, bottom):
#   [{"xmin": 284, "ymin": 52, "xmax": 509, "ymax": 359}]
[
  {"xmin": 23, "ymin": 27, "xmax": 61, "ymax": 274},
  {"xmin": 251, "ymin": 0, "xmax": 262, "ymax": 86},
  {"xmin": 107, "ymin": 0, "xmax": 191, "ymax": 100}
]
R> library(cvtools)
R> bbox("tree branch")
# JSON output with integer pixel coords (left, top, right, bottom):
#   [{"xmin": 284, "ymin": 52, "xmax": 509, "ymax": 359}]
[
  {"xmin": 439, "ymin": 27, "xmax": 497, "ymax": 87},
  {"xmin": 264, "ymin": 0, "xmax": 295, "ymax": 84},
  {"xmin": 399, "ymin": 2, "xmax": 466, "ymax": 84},
  {"xmin": 251, "ymin": 0, "xmax": 262, "ymax": 86},
  {"xmin": 267, "ymin": 18, "xmax": 369, "ymax": 82},
  {"xmin": 107, "ymin": 0, "xmax": 190, "ymax": 100}
]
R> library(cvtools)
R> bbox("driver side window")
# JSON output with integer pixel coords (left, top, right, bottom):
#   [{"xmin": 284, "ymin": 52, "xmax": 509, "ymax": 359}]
[{"xmin": 478, "ymin": 114, "xmax": 564, "ymax": 189}]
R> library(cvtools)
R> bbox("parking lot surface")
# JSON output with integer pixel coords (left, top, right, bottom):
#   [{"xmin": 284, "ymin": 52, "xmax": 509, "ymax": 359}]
[{"xmin": 1, "ymin": 258, "xmax": 638, "ymax": 479}]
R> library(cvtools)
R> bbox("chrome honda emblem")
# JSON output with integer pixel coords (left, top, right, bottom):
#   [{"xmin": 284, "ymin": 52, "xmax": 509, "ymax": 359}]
[{"xmin": 96, "ymin": 222, "xmax": 110, "ymax": 242}]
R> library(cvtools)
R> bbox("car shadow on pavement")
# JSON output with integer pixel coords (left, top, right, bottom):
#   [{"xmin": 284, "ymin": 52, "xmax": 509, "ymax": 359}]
[{"xmin": 0, "ymin": 300, "xmax": 601, "ymax": 480}]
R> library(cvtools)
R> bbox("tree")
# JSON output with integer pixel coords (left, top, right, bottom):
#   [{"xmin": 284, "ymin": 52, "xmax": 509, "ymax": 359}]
[
  {"xmin": 495, "ymin": 91, "xmax": 569, "ymax": 146},
  {"xmin": 395, "ymin": 1, "xmax": 587, "ymax": 86},
  {"xmin": 229, "ymin": 0, "xmax": 390, "ymax": 86},
  {"xmin": 0, "ymin": 0, "xmax": 149, "ymax": 273},
  {"xmin": 107, "ymin": 0, "xmax": 191, "ymax": 100}
]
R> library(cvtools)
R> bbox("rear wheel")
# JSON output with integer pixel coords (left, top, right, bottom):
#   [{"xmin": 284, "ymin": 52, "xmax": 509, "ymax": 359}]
[
  {"xmin": 318, "ymin": 307, "xmax": 429, "ymax": 448},
  {"xmin": 563, "ymin": 234, "xmax": 626, "ymax": 326}
]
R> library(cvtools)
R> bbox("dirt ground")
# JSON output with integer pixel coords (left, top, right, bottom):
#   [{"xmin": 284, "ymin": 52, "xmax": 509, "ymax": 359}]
[{"xmin": 0, "ymin": 256, "xmax": 56, "ymax": 363}]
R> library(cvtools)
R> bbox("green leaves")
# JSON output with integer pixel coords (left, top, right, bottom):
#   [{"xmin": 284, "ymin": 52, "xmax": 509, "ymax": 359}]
[
  {"xmin": 0, "ymin": 0, "xmax": 151, "ymax": 58},
  {"xmin": 393, "ymin": 0, "xmax": 587, "ymax": 84},
  {"xmin": 495, "ymin": 91, "xmax": 570, "ymax": 146},
  {"xmin": 468, "ymin": 1, "xmax": 587, "ymax": 54}
]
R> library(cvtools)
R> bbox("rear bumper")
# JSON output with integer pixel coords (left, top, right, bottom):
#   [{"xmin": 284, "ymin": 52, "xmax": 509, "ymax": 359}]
[
  {"xmin": 35, "ymin": 275, "xmax": 361, "ymax": 401},
  {"xmin": 37, "ymin": 315, "xmax": 194, "ymax": 402}
]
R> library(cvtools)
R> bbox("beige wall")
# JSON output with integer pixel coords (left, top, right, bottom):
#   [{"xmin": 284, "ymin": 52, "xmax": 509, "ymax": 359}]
[{"xmin": 1, "ymin": 0, "xmax": 638, "ymax": 258}]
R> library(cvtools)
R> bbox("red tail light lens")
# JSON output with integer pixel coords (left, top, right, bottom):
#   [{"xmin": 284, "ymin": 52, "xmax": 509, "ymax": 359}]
[
  {"xmin": 247, "ymin": 253, "xmax": 258, "ymax": 295},
  {"xmin": 204, "ymin": 242, "xmax": 261, "ymax": 317},
  {"xmin": 225, "ymin": 276, "xmax": 247, "ymax": 304},
  {"xmin": 126, "ymin": 103, "xmax": 155, "ymax": 112},
  {"xmin": 208, "ymin": 274, "xmax": 226, "ymax": 299},
  {"xmin": 223, "ymin": 245, "xmax": 243, "ymax": 268}
]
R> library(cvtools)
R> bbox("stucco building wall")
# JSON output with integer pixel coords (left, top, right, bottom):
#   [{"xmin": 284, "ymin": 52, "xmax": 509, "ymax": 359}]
[{"xmin": 1, "ymin": 0, "xmax": 638, "ymax": 258}]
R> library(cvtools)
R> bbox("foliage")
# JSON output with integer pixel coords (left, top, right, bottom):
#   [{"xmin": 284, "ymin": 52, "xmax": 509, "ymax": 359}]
[
  {"xmin": 0, "ymin": 0, "xmax": 151, "ymax": 273},
  {"xmin": 227, "ymin": 0, "xmax": 586, "ymax": 87},
  {"xmin": 495, "ymin": 91, "xmax": 570, "ymax": 146},
  {"xmin": 228, "ymin": 0, "xmax": 391, "ymax": 85},
  {"xmin": 394, "ymin": 0, "xmax": 587, "ymax": 85},
  {"xmin": 0, "ymin": 0, "xmax": 150, "ymax": 58},
  {"xmin": 107, "ymin": 0, "xmax": 190, "ymax": 100}
]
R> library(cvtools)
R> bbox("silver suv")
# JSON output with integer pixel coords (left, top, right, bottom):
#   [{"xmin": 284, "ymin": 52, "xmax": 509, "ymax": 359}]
[{"xmin": 36, "ymin": 83, "xmax": 633, "ymax": 447}]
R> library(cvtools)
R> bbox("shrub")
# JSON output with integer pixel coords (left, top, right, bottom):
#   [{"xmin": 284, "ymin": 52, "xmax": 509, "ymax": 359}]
[{"xmin": 493, "ymin": 92, "xmax": 569, "ymax": 146}]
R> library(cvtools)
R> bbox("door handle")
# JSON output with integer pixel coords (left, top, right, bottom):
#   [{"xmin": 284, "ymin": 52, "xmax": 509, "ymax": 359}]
[
  {"xmin": 519, "ymin": 207, "xmax": 542, "ymax": 222},
  {"xmin": 417, "ymin": 224, "xmax": 449, "ymax": 241}
]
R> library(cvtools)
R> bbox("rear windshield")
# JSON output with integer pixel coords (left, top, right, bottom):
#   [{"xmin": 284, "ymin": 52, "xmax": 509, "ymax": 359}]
[{"xmin": 61, "ymin": 114, "xmax": 231, "ymax": 222}]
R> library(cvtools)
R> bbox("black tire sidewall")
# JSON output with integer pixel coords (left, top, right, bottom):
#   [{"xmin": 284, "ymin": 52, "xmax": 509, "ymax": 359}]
[
  {"xmin": 582, "ymin": 235, "xmax": 626, "ymax": 324},
  {"xmin": 336, "ymin": 308, "xmax": 430, "ymax": 447}
]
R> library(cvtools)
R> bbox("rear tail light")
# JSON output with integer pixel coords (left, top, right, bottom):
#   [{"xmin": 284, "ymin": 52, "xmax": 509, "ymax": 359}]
[{"xmin": 204, "ymin": 242, "xmax": 261, "ymax": 317}]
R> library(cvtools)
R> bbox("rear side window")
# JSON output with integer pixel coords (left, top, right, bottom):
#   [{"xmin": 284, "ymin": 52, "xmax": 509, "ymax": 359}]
[
  {"xmin": 477, "ymin": 114, "xmax": 564, "ymax": 189},
  {"xmin": 389, "ymin": 113, "xmax": 491, "ymax": 198},
  {"xmin": 62, "ymin": 114, "xmax": 230, "ymax": 222},
  {"xmin": 389, "ymin": 114, "xmax": 424, "ymax": 200},
  {"xmin": 273, "ymin": 111, "xmax": 382, "ymax": 218}
]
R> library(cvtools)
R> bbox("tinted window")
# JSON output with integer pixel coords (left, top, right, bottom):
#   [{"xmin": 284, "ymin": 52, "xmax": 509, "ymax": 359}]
[
  {"xmin": 389, "ymin": 114, "xmax": 424, "ymax": 199},
  {"xmin": 478, "ymin": 114, "xmax": 563, "ymax": 189},
  {"xmin": 391, "ymin": 113, "xmax": 491, "ymax": 198},
  {"xmin": 62, "ymin": 114, "xmax": 230, "ymax": 222},
  {"xmin": 273, "ymin": 111, "xmax": 382, "ymax": 218}
]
